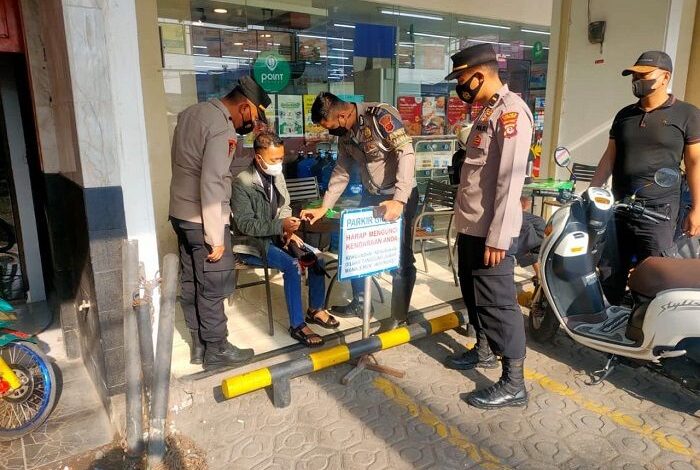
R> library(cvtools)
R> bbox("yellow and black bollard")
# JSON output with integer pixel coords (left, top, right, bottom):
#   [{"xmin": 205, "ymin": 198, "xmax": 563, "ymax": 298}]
[{"xmin": 221, "ymin": 312, "xmax": 464, "ymax": 407}]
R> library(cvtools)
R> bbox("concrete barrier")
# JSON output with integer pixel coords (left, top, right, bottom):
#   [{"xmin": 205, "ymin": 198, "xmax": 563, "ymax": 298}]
[{"xmin": 221, "ymin": 312, "xmax": 464, "ymax": 407}]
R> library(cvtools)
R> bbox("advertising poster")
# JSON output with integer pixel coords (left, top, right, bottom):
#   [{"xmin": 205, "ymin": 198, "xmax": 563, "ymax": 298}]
[
  {"xmin": 397, "ymin": 96, "xmax": 422, "ymax": 136},
  {"xmin": 277, "ymin": 95, "xmax": 304, "ymax": 138},
  {"xmin": 447, "ymin": 94, "xmax": 469, "ymax": 134},
  {"xmin": 303, "ymin": 94, "xmax": 328, "ymax": 141},
  {"xmin": 530, "ymin": 63, "xmax": 547, "ymax": 89},
  {"xmin": 421, "ymin": 96, "xmax": 446, "ymax": 135},
  {"xmin": 469, "ymin": 102, "xmax": 484, "ymax": 123}
]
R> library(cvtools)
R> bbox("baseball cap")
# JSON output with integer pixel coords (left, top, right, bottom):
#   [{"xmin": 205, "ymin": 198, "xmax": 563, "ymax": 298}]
[
  {"xmin": 445, "ymin": 44, "xmax": 497, "ymax": 81},
  {"xmin": 234, "ymin": 76, "xmax": 271, "ymax": 123},
  {"xmin": 622, "ymin": 51, "xmax": 673, "ymax": 76}
]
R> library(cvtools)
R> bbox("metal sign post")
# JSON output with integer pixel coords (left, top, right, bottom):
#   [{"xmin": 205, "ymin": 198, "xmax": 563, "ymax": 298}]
[{"xmin": 337, "ymin": 207, "xmax": 405, "ymax": 384}]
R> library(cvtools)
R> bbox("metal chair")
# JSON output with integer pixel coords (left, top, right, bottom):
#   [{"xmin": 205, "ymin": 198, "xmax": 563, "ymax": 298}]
[
  {"xmin": 412, "ymin": 180, "xmax": 459, "ymax": 286},
  {"xmin": 541, "ymin": 162, "xmax": 597, "ymax": 216},
  {"xmin": 286, "ymin": 176, "xmax": 321, "ymax": 206},
  {"xmin": 229, "ymin": 235, "xmax": 275, "ymax": 336}
]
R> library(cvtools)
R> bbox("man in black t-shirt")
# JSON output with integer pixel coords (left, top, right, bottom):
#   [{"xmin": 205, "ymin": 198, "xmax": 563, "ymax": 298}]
[{"xmin": 591, "ymin": 51, "xmax": 700, "ymax": 304}]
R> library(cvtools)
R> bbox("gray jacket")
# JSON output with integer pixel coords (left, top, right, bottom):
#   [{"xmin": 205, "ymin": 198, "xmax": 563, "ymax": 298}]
[{"xmin": 230, "ymin": 163, "xmax": 292, "ymax": 257}]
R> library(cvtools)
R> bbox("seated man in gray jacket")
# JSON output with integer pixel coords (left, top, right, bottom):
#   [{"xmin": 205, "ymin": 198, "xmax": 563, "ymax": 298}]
[{"xmin": 231, "ymin": 131, "xmax": 339, "ymax": 347}]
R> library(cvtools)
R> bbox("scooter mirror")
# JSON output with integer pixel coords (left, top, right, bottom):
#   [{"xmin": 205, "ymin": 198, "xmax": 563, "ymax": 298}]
[
  {"xmin": 554, "ymin": 147, "xmax": 571, "ymax": 168},
  {"xmin": 654, "ymin": 167, "xmax": 680, "ymax": 188}
]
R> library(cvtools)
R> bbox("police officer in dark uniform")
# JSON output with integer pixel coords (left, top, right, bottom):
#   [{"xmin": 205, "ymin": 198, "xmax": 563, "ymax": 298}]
[
  {"xmin": 591, "ymin": 51, "xmax": 700, "ymax": 304},
  {"xmin": 300, "ymin": 93, "xmax": 419, "ymax": 333},
  {"xmin": 169, "ymin": 77, "xmax": 271, "ymax": 370},
  {"xmin": 443, "ymin": 44, "xmax": 534, "ymax": 408}
]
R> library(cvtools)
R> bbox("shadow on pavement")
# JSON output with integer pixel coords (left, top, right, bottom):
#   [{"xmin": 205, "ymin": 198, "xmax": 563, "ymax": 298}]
[{"xmin": 520, "ymin": 314, "xmax": 700, "ymax": 416}]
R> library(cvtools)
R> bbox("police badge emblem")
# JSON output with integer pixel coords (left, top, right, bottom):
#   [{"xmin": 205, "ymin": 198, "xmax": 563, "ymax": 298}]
[
  {"xmin": 499, "ymin": 112, "xmax": 519, "ymax": 138},
  {"xmin": 378, "ymin": 114, "xmax": 395, "ymax": 133}
]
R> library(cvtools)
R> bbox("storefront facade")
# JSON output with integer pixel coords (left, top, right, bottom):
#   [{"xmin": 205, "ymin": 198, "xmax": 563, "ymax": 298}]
[
  {"xmin": 7, "ymin": 0, "xmax": 699, "ymax": 418},
  {"xmin": 149, "ymin": 1, "xmax": 553, "ymax": 256}
]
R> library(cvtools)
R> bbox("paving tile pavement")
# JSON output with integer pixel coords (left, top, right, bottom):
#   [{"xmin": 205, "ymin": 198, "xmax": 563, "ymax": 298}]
[{"xmin": 172, "ymin": 326, "xmax": 700, "ymax": 469}]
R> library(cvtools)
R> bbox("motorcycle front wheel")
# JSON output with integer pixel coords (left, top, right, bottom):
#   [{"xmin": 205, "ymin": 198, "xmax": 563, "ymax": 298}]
[
  {"xmin": 528, "ymin": 288, "xmax": 560, "ymax": 343},
  {"xmin": 0, "ymin": 342, "xmax": 56, "ymax": 441}
]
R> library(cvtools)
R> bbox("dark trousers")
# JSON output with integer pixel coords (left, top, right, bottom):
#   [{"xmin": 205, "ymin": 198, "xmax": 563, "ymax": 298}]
[
  {"xmin": 171, "ymin": 219, "xmax": 235, "ymax": 343},
  {"xmin": 350, "ymin": 187, "xmax": 419, "ymax": 319},
  {"xmin": 599, "ymin": 200, "xmax": 678, "ymax": 305},
  {"xmin": 516, "ymin": 211, "xmax": 545, "ymax": 268},
  {"xmin": 457, "ymin": 234, "xmax": 526, "ymax": 359}
]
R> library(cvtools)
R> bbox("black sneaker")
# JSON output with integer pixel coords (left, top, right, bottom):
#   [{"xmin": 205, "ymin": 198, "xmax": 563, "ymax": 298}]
[
  {"xmin": 331, "ymin": 299, "xmax": 373, "ymax": 318},
  {"xmin": 203, "ymin": 341, "xmax": 254, "ymax": 370}
]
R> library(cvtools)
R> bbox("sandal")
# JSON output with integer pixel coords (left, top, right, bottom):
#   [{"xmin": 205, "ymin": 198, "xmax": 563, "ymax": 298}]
[
  {"xmin": 289, "ymin": 323, "xmax": 325, "ymax": 348},
  {"xmin": 306, "ymin": 309, "xmax": 340, "ymax": 329}
]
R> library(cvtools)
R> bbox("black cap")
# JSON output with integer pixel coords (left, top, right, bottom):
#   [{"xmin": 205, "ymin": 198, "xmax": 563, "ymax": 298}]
[
  {"xmin": 234, "ymin": 76, "xmax": 271, "ymax": 123},
  {"xmin": 622, "ymin": 51, "xmax": 673, "ymax": 76},
  {"xmin": 445, "ymin": 44, "xmax": 497, "ymax": 81}
]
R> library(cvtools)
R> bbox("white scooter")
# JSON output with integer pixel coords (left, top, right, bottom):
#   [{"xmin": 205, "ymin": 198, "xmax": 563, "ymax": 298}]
[{"xmin": 528, "ymin": 147, "xmax": 700, "ymax": 383}]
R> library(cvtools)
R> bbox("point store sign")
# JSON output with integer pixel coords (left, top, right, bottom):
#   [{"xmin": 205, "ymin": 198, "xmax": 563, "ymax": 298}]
[{"xmin": 253, "ymin": 52, "xmax": 291, "ymax": 93}]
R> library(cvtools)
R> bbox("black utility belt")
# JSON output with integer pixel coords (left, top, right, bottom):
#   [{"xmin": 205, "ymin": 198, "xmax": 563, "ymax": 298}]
[{"xmin": 370, "ymin": 187, "xmax": 395, "ymax": 196}]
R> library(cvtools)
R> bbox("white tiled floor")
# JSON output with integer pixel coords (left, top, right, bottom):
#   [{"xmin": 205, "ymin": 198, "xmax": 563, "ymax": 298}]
[{"xmin": 171, "ymin": 240, "xmax": 535, "ymax": 378}]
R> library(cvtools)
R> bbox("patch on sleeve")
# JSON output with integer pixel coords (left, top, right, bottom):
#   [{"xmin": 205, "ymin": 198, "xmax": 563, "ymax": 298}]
[
  {"xmin": 499, "ymin": 112, "xmax": 519, "ymax": 138},
  {"xmin": 374, "ymin": 108, "xmax": 410, "ymax": 149},
  {"xmin": 228, "ymin": 138, "xmax": 237, "ymax": 158},
  {"xmin": 387, "ymin": 128, "xmax": 412, "ymax": 150},
  {"xmin": 378, "ymin": 113, "xmax": 397, "ymax": 134}
]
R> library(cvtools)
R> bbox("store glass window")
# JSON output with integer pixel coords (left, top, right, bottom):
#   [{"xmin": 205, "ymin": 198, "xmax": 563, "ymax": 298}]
[{"xmin": 156, "ymin": 1, "xmax": 549, "ymax": 174}]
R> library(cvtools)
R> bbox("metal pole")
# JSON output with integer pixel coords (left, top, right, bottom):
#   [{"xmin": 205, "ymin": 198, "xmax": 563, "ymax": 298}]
[
  {"xmin": 122, "ymin": 240, "xmax": 144, "ymax": 457},
  {"xmin": 362, "ymin": 275, "xmax": 372, "ymax": 339},
  {"xmin": 135, "ymin": 262, "xmax": 154, "ymax": 399},
  {"xmin": 148, "ymin": 254, "xmax": 179, "ymax": 466}
]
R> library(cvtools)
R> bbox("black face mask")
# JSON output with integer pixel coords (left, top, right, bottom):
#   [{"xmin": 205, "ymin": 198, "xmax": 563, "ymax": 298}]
[
  {"xmin": 456, "ymin": 72, "xmax": 485, "ymax": 104},
  {"xmin": 632, "ymin": 78, "xmax": 657, "ymax": 98},
  {"xmin": 235, "ymin": 105, "xmax": 255, "ymax": 135},
  {"xmin": 328, "ymin": 115, "xmax": 348, "ymax": 137}
]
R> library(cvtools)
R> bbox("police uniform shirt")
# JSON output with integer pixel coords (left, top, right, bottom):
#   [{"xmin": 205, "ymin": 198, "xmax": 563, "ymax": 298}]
[
  {"xmin": 169, "ymin": 98, "xmax": 238, "ymax": 247},
  {"xmin": 610, "ymin": 95, "xmax": 700, "ymax": 203},
  {"xmin": 323, "ymin": 102, "xmax": 417, "ymax": 209},
  {"xmin": 454, "ymin": 84, "xmax": 535, "ymax": 250}
]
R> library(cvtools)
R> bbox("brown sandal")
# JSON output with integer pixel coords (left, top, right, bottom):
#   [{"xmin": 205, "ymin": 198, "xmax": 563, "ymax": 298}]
[
  {"xmin": 306, "ymin": 309, "xmax": 340, "ymax": 329},
  {"xmin": 289, "ymin": 324, "xmax": 325, "ymax": 347}
]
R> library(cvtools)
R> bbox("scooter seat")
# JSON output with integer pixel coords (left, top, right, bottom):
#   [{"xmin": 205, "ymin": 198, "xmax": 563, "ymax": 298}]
[
  {"xmin": 626, "ymin": 257, "xmax": 700, "ymax": 343},
  {"xmin": 628, "ymin": 257, "xmax": 700, "ymax": 298}
]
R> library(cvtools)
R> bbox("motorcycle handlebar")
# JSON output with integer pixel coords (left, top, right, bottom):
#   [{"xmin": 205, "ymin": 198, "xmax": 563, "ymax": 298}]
[{"xmin": 615, "ymin": 203, "xmax": 670, "ymax": 222}]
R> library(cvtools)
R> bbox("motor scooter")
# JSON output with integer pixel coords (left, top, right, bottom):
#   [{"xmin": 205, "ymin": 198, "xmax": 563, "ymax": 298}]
[
  {"xmin": 0, "ymin": 299, "xmax": 56, "ymax": 440},
  {"xmin": 527, "ymin": 147, "xmax": 700, "ymax": 383}
]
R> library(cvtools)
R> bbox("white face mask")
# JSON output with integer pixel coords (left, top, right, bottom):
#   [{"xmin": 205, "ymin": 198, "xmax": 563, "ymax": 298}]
[{"xmin": 259, "ymin": 158, "xmax": 283, "ymax": 177}]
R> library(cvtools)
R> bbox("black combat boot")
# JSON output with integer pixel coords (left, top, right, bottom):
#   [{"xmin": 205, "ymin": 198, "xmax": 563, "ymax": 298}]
[
  {"xmin": 375, "ymin": 269, "xmax": 414, "ymax": 334},
  {"xmin": 189, "ymin": 330, "xmax": 205, "ymax": 365},
  {"xmin": 331, "ymin": 297, "xmax": 373, "ymax": 318},
  {"xmin": 465, "ymin": 357, "xmax": 528, "ymax": 409},
  {"xmin": 203, "ymin": 340, "xmax": 254, "ymax": 370},
  {"xmin": 444, "ymin": 331, "xmax": 499, "ymax": 370}
]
